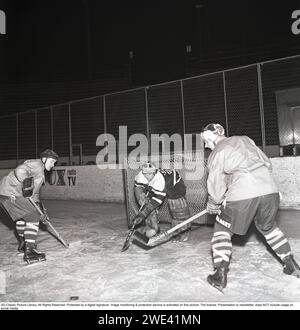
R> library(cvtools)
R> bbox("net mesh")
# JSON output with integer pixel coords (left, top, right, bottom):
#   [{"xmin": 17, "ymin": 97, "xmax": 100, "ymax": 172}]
[{"xmin": 124, "ymin": 151, "xmax": 213, "ymax": 227}]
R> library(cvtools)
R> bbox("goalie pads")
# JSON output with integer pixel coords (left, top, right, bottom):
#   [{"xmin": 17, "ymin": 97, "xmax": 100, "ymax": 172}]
[
  {"xmin": 168, "ymin": 197, "xmax": 191, "ymax": 237},
  {"xmin": 168, "ymin": 197, "xmax": 190, "ymax": 221},
  {"xmin": 22, "ymin": 177, "xmax": 34, "ymax": 197}
]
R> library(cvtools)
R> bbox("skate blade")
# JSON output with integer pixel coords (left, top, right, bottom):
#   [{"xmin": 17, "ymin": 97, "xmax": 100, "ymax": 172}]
[
  {"xmin": 284, "ymin": 268, "xmax": 300, "ymax": 278},
  {"xmin": 25, "ymin": 262, "xmax": 46, "ymax": 268},
  {"xmin": 121, "ymin": 243, "xmax": 130, "ymax": 252},
  {"xmin": 291, "ymin": 270, "xmax": 300, "ymax": 278},
  {"xmin": 207, "ymin": 279, "xmax": 225, "ymax": 294},
  {"xmin": 25, "ymin": 258, "xmax": 47, "ymax": 267}
]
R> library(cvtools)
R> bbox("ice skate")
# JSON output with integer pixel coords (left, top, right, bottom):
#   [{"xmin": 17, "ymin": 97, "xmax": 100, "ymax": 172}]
[
  {"xmin": 207, "ymin": 260, "xmax": 229, "ymax": 293},
  {"xmin": 24, "ymin": 242, "xmax": 46, "ymax": 265},
  {"xmin": 17, "ymin": 237, "xmax": 25, "ymax": 256},
  {"xmin": 283, "ymin": 255, "xmax": 300, "ymax": 278}
]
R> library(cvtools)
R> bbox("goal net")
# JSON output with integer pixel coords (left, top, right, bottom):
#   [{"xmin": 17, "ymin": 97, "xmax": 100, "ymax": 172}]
[{"xmin": 123, "ymin": 151, "xmax": 213, "ymax": 227}]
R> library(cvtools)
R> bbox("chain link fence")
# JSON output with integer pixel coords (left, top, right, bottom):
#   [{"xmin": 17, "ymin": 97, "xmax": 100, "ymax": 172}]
[{"xmin": 1, "ymin": 54, "xmax": 300, "ymax": 168}]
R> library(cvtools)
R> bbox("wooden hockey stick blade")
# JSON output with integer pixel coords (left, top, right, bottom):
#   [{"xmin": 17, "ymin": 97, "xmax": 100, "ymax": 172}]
[
  {"xmin": 121, "ymin": 236, "xmax": 132, "ymax": 252},
  {"xmin": 121, "ymin": 202, "xmax": 145, "ymax": 252},
  {"xmin": 132, "ymin": 238, "xmax": 152, "ymax": 250},
  {"xmin": 132, "ymin": 230, "xmax": 150, "ymax": 244},
  {"xmin": 121, "ymin": 242, "xmax": 130, "ymax": 252},
  {"xmin": 132, "ymin": 230, "xmax": 171, "ymax": 248},
  {"xmin": 133, "ymin": 209, "xmax": 207, "ymax": 248},
  {"xmin": 132, "ymin": 231, "xmax": 170, "ymax": 250},
  {"xmin": 121, "ymin": 226, "xmax": 136, "ymax": 252},
  {"xmin": 44, "ymin": 219, "xmax": 69, "ymax": 248}
]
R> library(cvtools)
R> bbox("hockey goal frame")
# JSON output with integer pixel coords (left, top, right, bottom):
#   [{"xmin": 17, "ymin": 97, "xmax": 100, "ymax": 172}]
[{"xmin": 123, "ymin": 151, "xmax": 213, "ymax": 228}]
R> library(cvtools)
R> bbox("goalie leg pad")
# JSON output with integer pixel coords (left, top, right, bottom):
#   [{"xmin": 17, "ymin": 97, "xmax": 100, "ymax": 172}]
[
  {"xmin": 168, "ymin": 197, "xmax": 190, "ymax": 221},
  {"xmin": 168, "ymin": 198, "xmax": 191, "ymax": 241}
]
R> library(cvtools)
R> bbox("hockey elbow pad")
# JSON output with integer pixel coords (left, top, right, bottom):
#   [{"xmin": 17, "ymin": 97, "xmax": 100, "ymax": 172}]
[{"xmin": 22, "ymin": 177, "xmax": 34, "ymax": 197}]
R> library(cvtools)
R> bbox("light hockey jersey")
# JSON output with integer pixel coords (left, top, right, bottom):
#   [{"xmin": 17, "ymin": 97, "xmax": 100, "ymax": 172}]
[
  {"xmin": 207, "ymin": 136, "xmax": 278, "ymax": 204},
  {"xmin": 134, "ymin": 169, "xmax": 186, "ymax": 207},
  {"xmin": 0, "ymin": 159, "xmax": 45, "ymax": 202}
]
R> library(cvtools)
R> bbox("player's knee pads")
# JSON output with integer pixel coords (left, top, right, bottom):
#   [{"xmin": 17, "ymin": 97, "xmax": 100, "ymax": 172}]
[{"xmin": 255, "ymin": 221, "xmax": 276, "ymax": 235}]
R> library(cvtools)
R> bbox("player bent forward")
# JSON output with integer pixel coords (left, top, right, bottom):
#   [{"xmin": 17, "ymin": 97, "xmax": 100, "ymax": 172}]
[
  {"xmin": 201, "ymin": 123, "xmax": 300, "ymax": 292},
  {"xmin": 0, "ymin": 149, "xmax": 58, "ymax": 264},
  {"xmin": 133, "ymin": 162, "xmax": 191, "ymax": 242}
]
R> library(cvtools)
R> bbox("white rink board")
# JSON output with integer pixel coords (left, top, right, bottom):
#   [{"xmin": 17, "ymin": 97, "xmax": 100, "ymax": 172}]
[
  {"xmin": 0, "ymin": 157, "xmax": 300, "ymax": 207},
  {"xmin": 39, "ymin": 165, "xmax": 125, "ymax": 202},
  {"xmin": 1, "ymin": 166, "xmax": 125, "ymax": 203}
]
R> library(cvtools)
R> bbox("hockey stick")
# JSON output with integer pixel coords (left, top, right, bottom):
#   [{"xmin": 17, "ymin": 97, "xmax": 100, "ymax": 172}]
[
  {"xmin": 28, "ymin": 197, "xmax": 69, "ymax": 248},
  {"xmin": 132, "ymin": 209, "xmax": 207, "ymax": 248},
  {"xmin": 121, "ymin": 202, "xmax": 145, "ymax": 252}
]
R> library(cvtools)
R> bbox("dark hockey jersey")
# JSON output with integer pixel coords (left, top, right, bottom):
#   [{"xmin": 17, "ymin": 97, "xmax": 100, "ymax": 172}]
[{"xmin": 134, "ymin": 169, "xmax": 186, "ymax": 207}]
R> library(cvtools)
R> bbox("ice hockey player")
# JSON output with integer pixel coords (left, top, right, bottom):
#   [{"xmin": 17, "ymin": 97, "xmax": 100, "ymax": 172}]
[
  {"xmin": 201, "ymin": 123, "xmax": 300, "ymax": 292},
  {"xmin": 0, "ymin": 149, "xmax": 58, "ymax": 264},
  {"xmin": 133, "ymin": 161, "xmax": 191, "ymax": 242}
]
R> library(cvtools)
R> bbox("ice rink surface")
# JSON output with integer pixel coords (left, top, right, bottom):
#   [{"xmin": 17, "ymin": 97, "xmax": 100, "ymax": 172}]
[{"xmin": 0, "ymin": 200, "xmax": 300, "ymax": 303}]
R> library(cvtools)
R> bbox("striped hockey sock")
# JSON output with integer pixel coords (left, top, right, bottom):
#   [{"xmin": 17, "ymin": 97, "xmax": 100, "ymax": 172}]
[
  {"xmin": 15, "ymin": 220, "xmax": 26, "ymax": 238},
  {"xmin": 264, "ymin": 227, "xmax": 291, "ymax": 260},
  {"xmin": 211, "ymin": 231, "xmax": 233, "ymax": 267},
  {"xmin": 24, "ymin": 222, "xmax": 40, "ymax": 244}
]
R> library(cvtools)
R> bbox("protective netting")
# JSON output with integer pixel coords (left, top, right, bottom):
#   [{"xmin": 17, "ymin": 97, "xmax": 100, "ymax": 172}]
[{"xmin": 124, "ymin": 151, "xmax": 213, "ymax": 227}]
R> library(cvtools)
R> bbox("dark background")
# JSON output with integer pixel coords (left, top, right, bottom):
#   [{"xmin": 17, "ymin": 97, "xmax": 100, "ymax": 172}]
[
  {"xmin": 0, "ymin": 0, "xmax": 300, "ymax": 116},
  {"xmin": 1, "ymin": 0, "xmax": 300, "ymax": 82}
]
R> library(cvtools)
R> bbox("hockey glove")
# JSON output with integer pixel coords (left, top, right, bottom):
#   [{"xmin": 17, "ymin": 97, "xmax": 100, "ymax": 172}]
[
  {"xmin": 206, "ymin": 197, "xmax": 221, "ymax": 215},
  {"xmin": 40, "ymin": 213, "xmax": 49, "ymax": 225},
  {"xmin": 38, "ymin": 201, "xmax": 47, "ymax": 213},
  {"xmin": 138, "ymin": 202, "xmax": 156, "ymax": 219},
  {"xmin": 133, "ymin": 214, "xmax": 144, "ymax": 227},
  {"xmin": 37, "ymin": 202, "xmax": 49, "ymax": 224}
]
